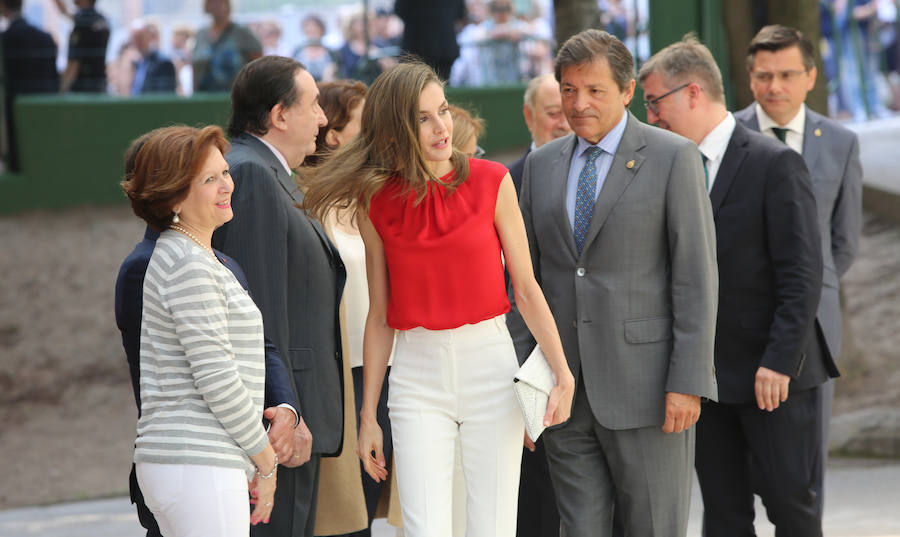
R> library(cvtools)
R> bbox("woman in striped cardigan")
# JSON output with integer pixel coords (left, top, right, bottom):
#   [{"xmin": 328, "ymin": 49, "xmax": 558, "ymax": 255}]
[{"xmin": 121, "ymin": 125, "xmax": 278, "ymax": 536}]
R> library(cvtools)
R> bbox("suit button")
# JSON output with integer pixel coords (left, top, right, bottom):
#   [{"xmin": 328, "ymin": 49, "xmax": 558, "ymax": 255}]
[{"xmin": 576, "ymin": 267, "xmax": 586, "ymax": 277}]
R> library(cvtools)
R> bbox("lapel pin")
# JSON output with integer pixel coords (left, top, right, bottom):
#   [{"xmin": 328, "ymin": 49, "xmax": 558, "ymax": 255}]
[
  {"xmin": 814, "ymin": 128, "xmax": 821, "ymax": 137},
  {"xmin": 626, "ymin": 160, "xmax": 635, "ymax": 169}
]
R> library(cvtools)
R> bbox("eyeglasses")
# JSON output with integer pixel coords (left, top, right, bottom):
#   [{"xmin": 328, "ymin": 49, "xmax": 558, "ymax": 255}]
[
  {"xmin": 749, "ymin": 69, "xmax": 810, "ymax": 84},
  {"xmin": 473, "ymin": 145, "xmax": 486, "ymax": 158},
  {"xmin": 642, "ymin": 82, "xmax": 690, "ymax": 115}
]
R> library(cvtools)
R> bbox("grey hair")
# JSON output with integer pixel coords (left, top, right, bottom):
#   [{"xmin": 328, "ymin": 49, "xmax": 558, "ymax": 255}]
[{"xmin": 637, "ymin": 34, "xmax": 724, "ymax": 103}]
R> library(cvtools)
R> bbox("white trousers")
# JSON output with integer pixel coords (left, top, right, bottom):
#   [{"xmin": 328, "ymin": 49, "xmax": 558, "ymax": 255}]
[
  {"xmin": 136, "ymin": 463, "xmax": 249, "ymax": 537},
  {"xmin": 389, "ymin": 315, "xmax": 525, "ymax": 537}
]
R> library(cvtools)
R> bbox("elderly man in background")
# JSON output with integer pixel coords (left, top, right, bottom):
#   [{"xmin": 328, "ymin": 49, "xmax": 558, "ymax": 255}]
[{"xmin": 508, "ymin": 73, "xmax": 572, "ymax": 195}]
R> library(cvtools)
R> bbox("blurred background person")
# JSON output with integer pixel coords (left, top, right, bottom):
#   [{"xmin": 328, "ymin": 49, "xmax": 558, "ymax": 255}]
[
  {"xmin": 121, "ymin": 124, "xmax": 279, "ymax": 535},
  {"xmin": 395, "ymin": 0, "xmax": 467, "ymax": 81},
  {"xmin": 477, "ymin": 0, "xmax": 531, "ymax": 85},
  {"xmin": 292, "ymin": 14, "xmax": 337, "ymax": 82},
  {"xmin": 172, "ymin": 24, "xmax": 195, "ymax": 96},
  {"xmin": 508, "ymin": 73, "xmax": 570, "ymax": 193},
  {"xmin": 53, "ymin": 0, "xmax": 109, "ymax": 93},
  {"xmin": 336, "ymin": 12, "xmax": 368, "ymax": 80},
  {"xmin": 257, "ymin": 20, "xmax": 288, "ymax": 57},
  {"xmin": 109, "ymin": 40, "xmax": 140, "ymax": 96},
  {"xmin": 129, "ymin": 19, "xmax": 176, "ymax": 95},
  {"xmin": 451, "ymin": 1, "xmax": 490, "ymax": 86},
  {"xmin": 1, "ymin": 0, "xmax": 58, "ymax": 172},
  {"xmin": 193, "ymin": 0, "xmax": 262, "ymax": 93}
]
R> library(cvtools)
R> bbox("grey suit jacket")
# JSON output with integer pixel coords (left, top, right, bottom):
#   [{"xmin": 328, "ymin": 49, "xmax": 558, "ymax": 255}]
[
  {"xmin": 735, "ymin": 104, "xmax": 862, "ymax": 359},
  {"xmin": 212, "ymin": 133, "xmax": 345, "ymax": 456},
  {"xmin": 510, "ymin": 112, "xmax": 719, "ymax": 430}
]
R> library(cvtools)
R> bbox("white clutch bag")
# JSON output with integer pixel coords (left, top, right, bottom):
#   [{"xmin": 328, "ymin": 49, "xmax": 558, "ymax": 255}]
[{"xmin": 513, "ymin": 345, "xmax": 556, "ymax": 442}]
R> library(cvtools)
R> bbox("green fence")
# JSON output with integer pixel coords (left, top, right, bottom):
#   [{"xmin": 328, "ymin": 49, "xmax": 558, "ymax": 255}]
[{"xmin": 0, "ymin": 86, "xmax": 532, "ymax": 215}]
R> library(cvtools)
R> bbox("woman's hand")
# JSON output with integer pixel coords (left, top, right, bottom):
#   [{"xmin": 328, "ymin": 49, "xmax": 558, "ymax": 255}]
[
  {"xmin": 357, "ymin": 413, "xmax": 388, "ymax": 482},
  {"xmin": 249, "ymin": 471, "xmax": 276, "ymax": 525},
  {"xmin": 543, "ymin": 371, "xmax": 575, "ymax": 427}
]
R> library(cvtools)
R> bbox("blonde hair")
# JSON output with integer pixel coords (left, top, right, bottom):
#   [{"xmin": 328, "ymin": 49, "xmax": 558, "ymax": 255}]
[
  {"xmin": 303, "ymin": 61, "xmax": 469, "ymax": 221},
  {"xmin": 449, "ymin": 104, "xmax": 485, "ymax": 153}
]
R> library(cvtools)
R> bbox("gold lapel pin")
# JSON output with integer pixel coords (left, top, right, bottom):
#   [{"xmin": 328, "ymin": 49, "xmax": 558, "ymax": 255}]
[
  {"xmin": 814, "ymin": 128, "xmax": 822, "ymax": 137},
  {"xmin": 626, "ymin": 160, "xmax": 635, "ymax": 169}
]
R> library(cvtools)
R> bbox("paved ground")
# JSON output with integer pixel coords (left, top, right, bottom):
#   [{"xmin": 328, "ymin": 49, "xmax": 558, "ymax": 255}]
[{"xmin": 2, "ymin": 458, "xmax": 898, "ymax": 537}]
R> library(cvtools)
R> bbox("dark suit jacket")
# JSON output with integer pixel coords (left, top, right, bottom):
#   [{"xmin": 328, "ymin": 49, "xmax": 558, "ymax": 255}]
[
  {"xmin": 508, "ymin": 147, "xmax": 530, "ymax": 196},
  {"xmin": 133, "ymin": 50, "xmax": 176, "ymax": 94},
  {"xmin": 2, "ymin": 17, "xmax": 59, "ymax": 95},
  {"xmin": 734, "ymin": 104, "xmax": 861, "ymax": 361},
  {"xmin": 212, "ymin": 133, "xmax": 345, "ymax": 456},
  {"xmin": 711, "ymin": 122, "xmax": 826, "ymax": 404},
  {"xmin": 394, "ymin": 0, "xmax": 465, "ymax": 62},
  {"xmin": 114, "ymin": 226, "xmax": 297, "ymax": 414}
]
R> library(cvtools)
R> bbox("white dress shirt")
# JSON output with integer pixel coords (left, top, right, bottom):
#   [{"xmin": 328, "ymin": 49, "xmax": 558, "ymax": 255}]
[
  {"xmin": 755, "ymin": 102, "xmax": 806, "ymax": 155},
  {"xmin": 698, "ymin": 112, "xmax": 736, "ymax": 193}
]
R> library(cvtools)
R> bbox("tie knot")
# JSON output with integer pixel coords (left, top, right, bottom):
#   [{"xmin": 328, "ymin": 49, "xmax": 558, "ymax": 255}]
[
  {"xmin": 584, "ymin": 146, "xmax": 603, "ymax": 163},
  {"xmin": 771, "ymin": 127, "xmax": 788, "ymax": 143}
]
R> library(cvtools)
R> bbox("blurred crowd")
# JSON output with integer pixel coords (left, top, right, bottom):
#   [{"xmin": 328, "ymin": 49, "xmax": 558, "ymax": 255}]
[
  {"xmin": 821, "ymin": 0, "xmax": 900, "ymax": 121},
  {"xmin": 3, "ymin": 0, "xmax": 898, "ymax": 173}
]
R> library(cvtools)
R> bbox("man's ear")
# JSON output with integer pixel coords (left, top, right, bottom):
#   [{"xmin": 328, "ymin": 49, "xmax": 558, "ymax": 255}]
[{"xmin": 268, "ymin": 103, "xmax": 286, "ymax": 133}]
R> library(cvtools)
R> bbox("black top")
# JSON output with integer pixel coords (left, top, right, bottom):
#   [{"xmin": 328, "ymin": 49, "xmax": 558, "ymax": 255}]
[
  {"xmin": 68, "ymin": 7, "xmax": 110, "ymax": 92},
  {"xmin": 2, "ymin": 17, "xmax": 59, "ymax": 95}
]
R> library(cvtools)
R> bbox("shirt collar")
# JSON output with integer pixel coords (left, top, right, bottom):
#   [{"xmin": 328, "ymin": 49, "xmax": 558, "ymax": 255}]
[
  {"xmin": 699, "ymin": 112, "xmax": 736, "ymax": 163},
  {"xmin": 574, "ymin": 109, "xmax": 628, "ymax": 158},
  {"xmin": 251, "ymin": 134, "xmax": 293, "ymax": 177},
  {"xmin": 755, "ymin": 102, "xmax": 806, "ymax": 136}
]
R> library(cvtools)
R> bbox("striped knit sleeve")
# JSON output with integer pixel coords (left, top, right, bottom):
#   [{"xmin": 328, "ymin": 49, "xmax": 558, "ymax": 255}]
[{"xmin": 162, "ymin": 256, "xmax": 269, "ymax": 457}]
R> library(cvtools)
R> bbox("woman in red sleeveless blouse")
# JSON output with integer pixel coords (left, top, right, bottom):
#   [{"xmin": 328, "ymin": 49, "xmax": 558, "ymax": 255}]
[{"xmin": 304, "ymin": 62, "xmax": 574, "ymax": 537}]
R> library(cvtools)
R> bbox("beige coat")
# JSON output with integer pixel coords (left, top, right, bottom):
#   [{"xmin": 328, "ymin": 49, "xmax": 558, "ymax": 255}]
[{"xmin": 314, "ymin": 218, "xmax": 402, "ymax": 535}]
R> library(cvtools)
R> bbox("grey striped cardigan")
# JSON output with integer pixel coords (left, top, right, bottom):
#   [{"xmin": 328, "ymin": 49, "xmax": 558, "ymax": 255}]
[{"xmin": 134, "ymin": 230, "xmax": 268, "ymax": 478}]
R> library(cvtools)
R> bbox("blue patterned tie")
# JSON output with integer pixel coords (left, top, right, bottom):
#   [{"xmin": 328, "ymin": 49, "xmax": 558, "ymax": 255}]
[{"xmin": 574, "ymin": 146, "xmax": 604, "ymax": 255}]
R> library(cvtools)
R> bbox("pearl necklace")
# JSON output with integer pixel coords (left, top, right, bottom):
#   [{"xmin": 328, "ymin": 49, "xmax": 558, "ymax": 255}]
[{"xmin": 170, "ymin": 225, "xmax": 216, "ymax": 259}]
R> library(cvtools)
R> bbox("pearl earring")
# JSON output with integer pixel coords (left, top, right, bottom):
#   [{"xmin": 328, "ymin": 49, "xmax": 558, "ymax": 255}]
[{"xmin": 172, "ymin": 212, "xmax": 180, "ymax": 224}]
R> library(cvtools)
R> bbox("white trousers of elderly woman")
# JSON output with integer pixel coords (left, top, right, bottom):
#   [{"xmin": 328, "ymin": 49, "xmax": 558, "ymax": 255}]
[
  {"xmin": 136, "ymin": 463, "xmax": 249, "ymax": 537},
  {"xmin": 388, "ymin": 315, "xmax": 525, "ymax": 537}
]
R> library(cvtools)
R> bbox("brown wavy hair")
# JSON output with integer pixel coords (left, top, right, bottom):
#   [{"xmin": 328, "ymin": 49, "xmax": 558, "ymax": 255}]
[
  {"xmin": 121, "ymin": 125, "xmax": 230, "ymax": 231},
  {"xmin": 306, "ymin": 79, "xmax": 367, "ymax": 166},
  {"xmin": 302, "ymin": 60, "xmax": 469, "ymax": 221}
]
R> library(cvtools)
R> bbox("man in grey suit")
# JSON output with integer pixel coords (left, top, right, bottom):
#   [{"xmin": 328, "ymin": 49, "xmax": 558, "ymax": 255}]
[
  {"xmin": 508, "ymin": 29, "xmax": 718, "ymax": 537},
  {"xmin": 735, "ymin": 24, "xmax": 862, "ymax": 520},
  {"xmin": 212, "ymin": 56, "xmax": 345, "ymax": 537}
]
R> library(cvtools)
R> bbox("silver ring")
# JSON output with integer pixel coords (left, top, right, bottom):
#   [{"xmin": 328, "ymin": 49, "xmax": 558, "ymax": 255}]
[{"xmin": 265, "ymin": 502, "xmax": 273, "ymax": 507}]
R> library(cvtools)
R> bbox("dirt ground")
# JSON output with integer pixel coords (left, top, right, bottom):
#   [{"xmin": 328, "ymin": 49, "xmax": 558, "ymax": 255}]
[{"xmin": 0, "ymin": 204, "xmax": 898, "ymax": 510}]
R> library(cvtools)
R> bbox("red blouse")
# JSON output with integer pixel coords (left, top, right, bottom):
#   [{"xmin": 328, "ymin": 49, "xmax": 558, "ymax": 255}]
[{"xmin": 368, "ymin": 158, "xmax": 511, "ymax": 330}]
